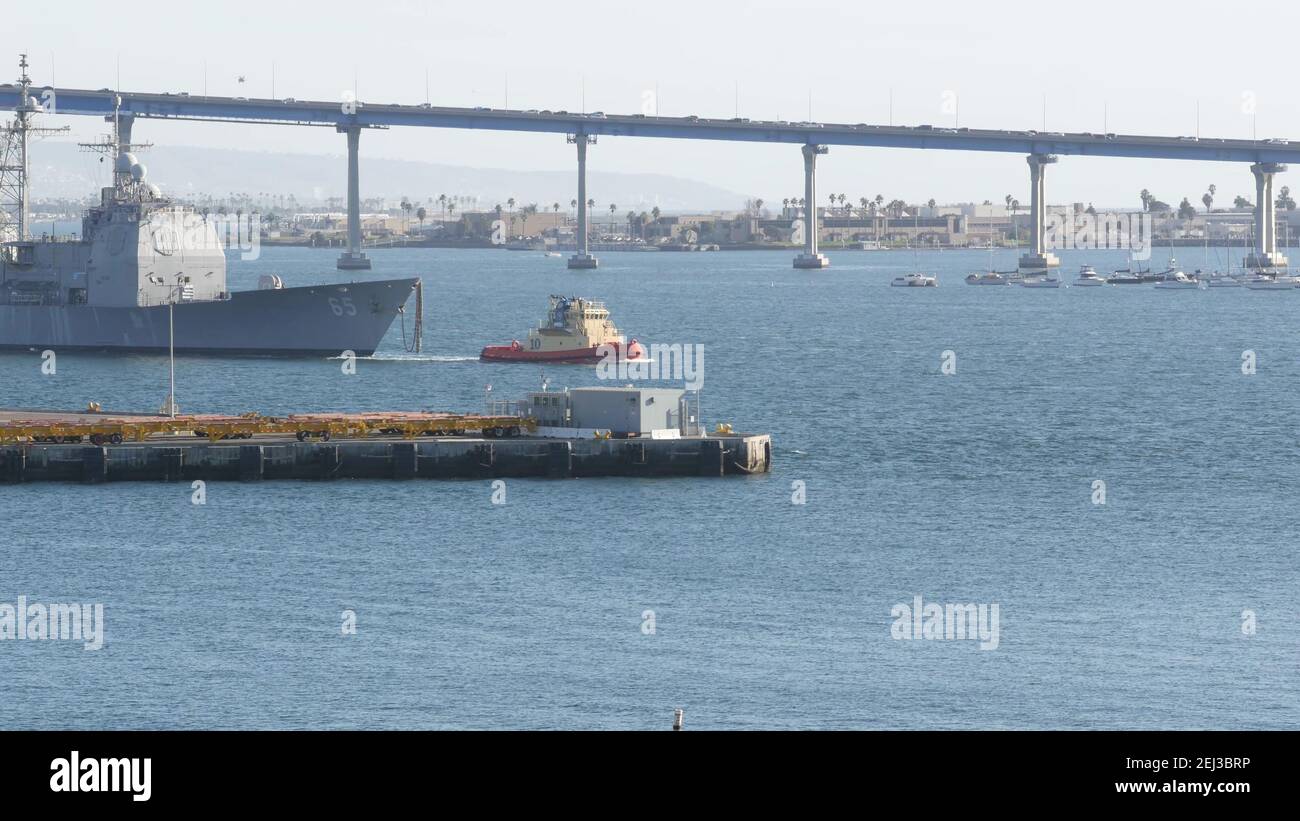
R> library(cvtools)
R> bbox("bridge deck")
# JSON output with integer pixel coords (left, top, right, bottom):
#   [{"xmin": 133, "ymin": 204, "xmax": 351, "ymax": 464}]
[{"xmin": 2, "ymin": 85, "xmax": 1297, "ymax": 163}]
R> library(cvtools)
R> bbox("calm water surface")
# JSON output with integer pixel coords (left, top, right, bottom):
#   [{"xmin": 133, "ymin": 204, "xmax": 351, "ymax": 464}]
[{"xmin": 1, "ymin": 245, "xmax": 1296, "ymax": 729}]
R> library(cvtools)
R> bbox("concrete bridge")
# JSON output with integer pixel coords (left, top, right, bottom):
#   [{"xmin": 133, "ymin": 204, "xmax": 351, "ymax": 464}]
[{"xmin": 4, "ymin": 78, "xmax": 1298, "ymax": 271}]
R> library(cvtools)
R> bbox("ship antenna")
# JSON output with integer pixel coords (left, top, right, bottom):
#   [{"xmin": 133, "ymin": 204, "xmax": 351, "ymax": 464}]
[{"xmin": 0, "ymin": 54, "xmax": 68, "ymax": 242}]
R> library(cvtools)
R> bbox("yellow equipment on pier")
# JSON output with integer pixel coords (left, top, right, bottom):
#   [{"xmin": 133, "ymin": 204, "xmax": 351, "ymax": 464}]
[{"xmin": 0, "ymin": 411, "xmax": 536, "ymax": 446}]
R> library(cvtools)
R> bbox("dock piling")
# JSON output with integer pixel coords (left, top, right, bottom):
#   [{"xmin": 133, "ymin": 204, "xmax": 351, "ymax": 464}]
[
  {"xmin": 81, "ymin": 446, "xmax": 107, "ymax": 484},
  {"xmin": 1, "ymin": 448, "xmax": 25, "ymax": 483},
  {"xmin": 393, "ymin": 442, "xmax": 418, "ymax": 479},
  {"xmin": 546, "ymin": 441, "xmax": 572, "ymax": 478},
  {"xmin": 238, "ymin": 445, "xmax": 264, "ymax": 481},
  {"xmin": 699, "ymin": 439, "xmax": 725, "ymax": 476},
  {"xmin": 160, "ymin": 447, "xmax": 184, "ymax": 482}
]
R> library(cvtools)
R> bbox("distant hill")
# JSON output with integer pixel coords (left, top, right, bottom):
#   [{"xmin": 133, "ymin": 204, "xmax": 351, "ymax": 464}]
[{"xmin": 28, "ymin": 142, "xmax": 753, "ymax": 212}]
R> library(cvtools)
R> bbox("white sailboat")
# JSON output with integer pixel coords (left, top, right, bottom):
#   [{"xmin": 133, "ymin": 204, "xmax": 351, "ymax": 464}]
[
  {"xmin": 1205, "ymin": 271, "xmax": 1241, "ymax": 287},
  {"xmin": 1243, "ymin": 273, "xmax": 1294, "ymax": 290},
  {"xmin": 1021, "ymin": 274, "xmax": 1063, "ymax": 288},
  {"xmin": 966, "ymin": 209, "xmax": 1011, "ymax": 285},
  {"xmin": 895, "ymin": 207, "xmax": 936, "ymax": 286},
  {"xmin": 892, "ymin": 273, "xmax": 938, "ymax": 287}
]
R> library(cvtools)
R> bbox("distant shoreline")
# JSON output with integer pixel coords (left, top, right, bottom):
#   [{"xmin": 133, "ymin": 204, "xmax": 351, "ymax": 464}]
[{"xmin": 257, "ymin": 238, "xmax": 1298, "ymax": 252}]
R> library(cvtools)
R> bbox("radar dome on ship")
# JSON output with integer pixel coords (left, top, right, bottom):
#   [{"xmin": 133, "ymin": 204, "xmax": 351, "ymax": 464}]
[
  {"xmin": 115, "ymin": 152, "xmax": 138, "ymax": 173},
  {"xmin": 146, "ymin": 183, "xmax": 162, "ymax": 199},
  {"xmin": 130, "ymin": 163, "xmax": 147, "ymax": 181}
]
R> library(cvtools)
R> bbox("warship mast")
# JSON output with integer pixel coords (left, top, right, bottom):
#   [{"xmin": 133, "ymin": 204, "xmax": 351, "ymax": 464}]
[{"xmin": 0, "ymin": 54, "xmax": 68, "ymax": 243}]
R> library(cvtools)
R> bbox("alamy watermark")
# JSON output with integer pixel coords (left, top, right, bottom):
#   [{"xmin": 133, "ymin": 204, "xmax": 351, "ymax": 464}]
[
  {"xmin": 595, "ymin": 342, "xmax": 704, "ymax": 390},
  {"xmin": 0, "ymin": 595, "xmax": 104, "ymax": 650},
  {"xmin": 1045, "ymin": 212, "xmax": 1152, "ymax": 260},
  {"xmin": 891, "ymin": 595, "xmax": 1000, "ymax": 650},
  {"xmin": 50, "ymin": 752, "xmax": 150, "ymax": 802},
  {"xmin": 151, "ymin": 211, "xmax": 261, "ymax": 261}
]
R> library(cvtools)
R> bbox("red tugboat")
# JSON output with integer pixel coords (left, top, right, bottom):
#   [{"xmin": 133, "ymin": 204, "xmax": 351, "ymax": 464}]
[{"xmin": 480, "ymin": 295, "xmax": 645, "ymax": 364}]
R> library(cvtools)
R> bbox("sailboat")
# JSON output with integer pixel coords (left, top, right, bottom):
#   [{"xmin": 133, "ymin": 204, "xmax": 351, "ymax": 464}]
[
  {"xmin": 966, "ymin": 209, "xmax": 1011, "ymax": 285},
  {"xmin": 1203, "ymin": 225, "xmax": 1240, "ymax": 286},
  {"xmin": 893, "ymin": 206, "xmax": 937, "ymax": 287},
  {"xmin": 1021, "ymin": 275, "xmax": 1063, "ymax": 287}
]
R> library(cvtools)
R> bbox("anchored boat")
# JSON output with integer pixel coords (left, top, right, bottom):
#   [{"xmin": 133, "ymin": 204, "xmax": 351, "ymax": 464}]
[
  {"xmin": 965, "ymin": 272, "xmax": 1011, "ymax": 285},
  {"xmin": 480, "ymin": 295, "xmax": 645, "ymax": 364},
  {"xmin": 891, "ymin": 273, "xmax": 937, "ymax": 287},
  {"xmin": 1153, "ymin": 269, "xmax": 1202, "ymax": 289},
  {"xmin": 1243, "ymin": 273, "xmax": 1296, "ymax": 290},
  {"xmin": 1073, "ymin": 265, "xmax": 1108, "ymax": 286}
]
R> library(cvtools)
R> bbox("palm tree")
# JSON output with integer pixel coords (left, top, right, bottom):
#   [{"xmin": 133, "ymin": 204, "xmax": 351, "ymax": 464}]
[
  {"xmin": 570, "ymin": 198, "xmax": 577, "ymax": 221},
  {"xmin": 416, "ymin": 206, "xmax": 427, "ymax": 228},
  {"xmin": 609, "ymin": 203, "xmax": 617, "ymax": 235},
  {"xmin": 1140, "ymin": 189, "xmax": 1152, "ymax": 212},
  {"xmin": 1202, "ymin": 191, "xmax": 1213, "ymax": 213},
  {"xmin": 1278, "ymin": 185, "xmax": 1295, "ymax": 210}
]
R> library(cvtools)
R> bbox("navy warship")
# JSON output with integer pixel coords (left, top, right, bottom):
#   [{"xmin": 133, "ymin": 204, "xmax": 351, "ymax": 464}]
[{"xmin": 0, "ymin": 57, "xmax": 420, "ymax": 356}]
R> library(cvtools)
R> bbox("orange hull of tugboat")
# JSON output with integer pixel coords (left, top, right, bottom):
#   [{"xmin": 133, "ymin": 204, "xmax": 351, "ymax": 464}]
[{"xmin": 480, "ymin": 339, "xmax": 644, "ymax": 364}]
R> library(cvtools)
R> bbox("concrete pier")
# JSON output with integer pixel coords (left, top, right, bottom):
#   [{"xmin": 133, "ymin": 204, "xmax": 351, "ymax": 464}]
[
  {"xmin": 0, "ymin": 433, "xmax": 772, "ymax": 483},
  {"xmin": 567, "ymin": 133, "xmax": 599, "ymax": 269},
  {"xmin": 1245, "ymin": 161, "xmax": 1288, "ymax": 270},
  {"xmin": 793, "ymin": 144, "xmax": 830, "ymax": 269},
  {"xmin": 1018, "ymin": 153, "xmax": 1060, "ymax": 273},
  {"xmin": 336, "ymin": 124, "xmax": 371, "ymax": 270}
]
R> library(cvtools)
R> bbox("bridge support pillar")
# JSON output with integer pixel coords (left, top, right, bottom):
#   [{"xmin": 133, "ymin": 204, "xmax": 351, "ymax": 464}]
[
  {"xmin": 567, "ymin": 133, "xmax": 598, "ymax": 269},
  {"xmin": 1245, "ymin": 162, "xmax": 1288, "ymax": 270},
  {"xmin": 1018, "ymin": 153, "xmax": 1060, "ymax": 274},
  {"xmin": 336, "ymin": 124, "xmax": 371, "ymax": 270},
  {"xmin": 794, "ymin": 144, "xmax": 830, "ymax": 268}
]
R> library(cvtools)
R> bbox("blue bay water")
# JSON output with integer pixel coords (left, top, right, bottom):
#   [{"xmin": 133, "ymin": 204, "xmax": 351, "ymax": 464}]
[{"xmin": 1, "ymin": 244, "xmax": 1297, "ymax": 729}]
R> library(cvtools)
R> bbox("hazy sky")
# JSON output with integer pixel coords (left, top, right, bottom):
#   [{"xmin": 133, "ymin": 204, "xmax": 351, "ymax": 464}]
[{"xmin": 10, "ymin": 0, "xmax": 1298, "ymax": 209}]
